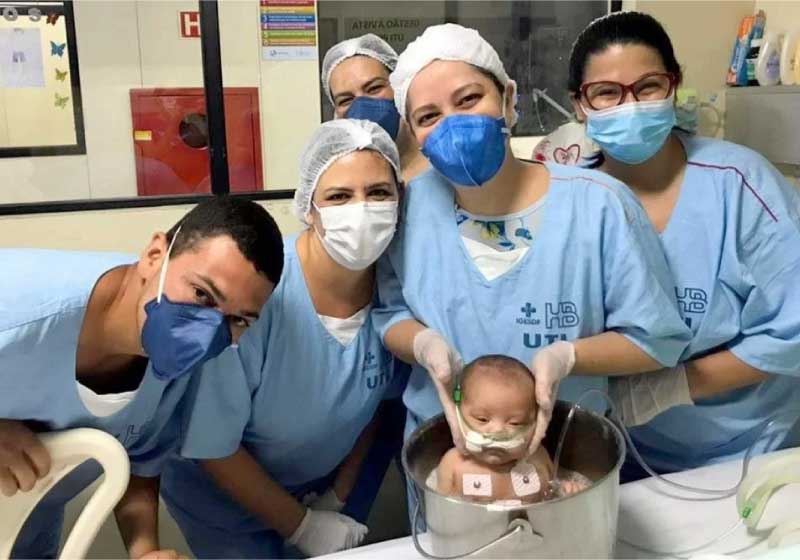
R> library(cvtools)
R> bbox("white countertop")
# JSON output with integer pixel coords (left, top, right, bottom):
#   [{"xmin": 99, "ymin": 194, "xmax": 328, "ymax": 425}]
[{"xmin": 323, "ymin": 448, "xmax": 800, "ymax": 559}]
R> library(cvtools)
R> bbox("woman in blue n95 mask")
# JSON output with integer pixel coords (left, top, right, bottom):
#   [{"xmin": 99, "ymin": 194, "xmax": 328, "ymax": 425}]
[
  {"xmin": 371, "ymin": 23, "xmax": 692, "ymax": 481},
  {"xmin": 568, "ymin": 11, "xmax": 800, "ymax": 479},
  {"xmin": 321, "ymin": 34, "xmax": 430, "ymax": 182}
]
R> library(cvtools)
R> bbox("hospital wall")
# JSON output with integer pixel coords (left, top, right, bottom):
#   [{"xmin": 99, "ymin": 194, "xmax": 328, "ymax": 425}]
[
  {"xmin": 0, "ymin": 200, "xmax": 299, "ymax": 252},
  {"xmin": 754, "ymin": 0, "xmax": 800, "ymax": 35},
  {"xmin": 0, "ymin": 143, "xmax": 542, "ymax": 251}
]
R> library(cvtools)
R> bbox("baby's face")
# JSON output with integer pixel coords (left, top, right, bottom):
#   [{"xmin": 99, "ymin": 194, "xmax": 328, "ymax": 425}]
[{"xmin": 461, "ymin": 373, "xmax": 537, "ymax": 465}]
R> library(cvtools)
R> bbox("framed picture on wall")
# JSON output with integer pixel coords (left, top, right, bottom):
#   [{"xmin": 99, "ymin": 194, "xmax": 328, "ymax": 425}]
[{"xmin": 0, "ymin": 0, "xmax": 85, "ymax": 157}]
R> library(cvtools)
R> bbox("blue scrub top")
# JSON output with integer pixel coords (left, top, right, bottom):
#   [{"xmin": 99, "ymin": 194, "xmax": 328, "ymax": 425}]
[
  {"xmin": 628, "ymin": 134, "xmax": 800, "ymax": 471},
  {"xmin": 163, "ymin": 234, "xmax": 404, "ymax": 534},
  {"xmin": 0, "ymin": 249, "xmax": 189, "ymax": 476},
  {"xmin": 372, "ymin": 162, "xmax": 692, "ymax": 429}
]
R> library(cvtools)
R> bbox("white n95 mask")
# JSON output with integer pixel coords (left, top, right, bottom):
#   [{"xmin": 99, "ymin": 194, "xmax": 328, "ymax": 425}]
[{"xmin": 313, "ymin": 201, "xmax": 398, "ymax": 271}]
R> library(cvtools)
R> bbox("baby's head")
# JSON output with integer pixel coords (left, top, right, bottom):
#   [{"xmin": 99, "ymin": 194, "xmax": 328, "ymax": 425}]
[{"xmin": 456, "ymin": 355, "xmax": 538, "ymax": 465}]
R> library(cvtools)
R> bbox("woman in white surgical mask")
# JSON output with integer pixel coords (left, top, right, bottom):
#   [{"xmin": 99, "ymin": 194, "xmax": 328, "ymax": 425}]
[{"xmin": 160, "ymin": 119, "xmax": 409, "ymax": 559}]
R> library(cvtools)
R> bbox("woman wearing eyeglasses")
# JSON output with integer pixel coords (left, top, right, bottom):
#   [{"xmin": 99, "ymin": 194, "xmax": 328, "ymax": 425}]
[{"xmin": 569, "ymin": 12, "xmax": 800, "ymax": 479}]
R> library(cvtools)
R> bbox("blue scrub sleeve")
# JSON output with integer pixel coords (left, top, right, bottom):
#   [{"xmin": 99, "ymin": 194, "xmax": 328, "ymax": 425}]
[
  {"xmin": 373, "ymin": 249, "xmax": 416, "ymax": 342},
  {"xmin": 383, "ymin": 358, "xmax": 410, "ymax": 400},
  {"xmin": 129, "ymin": 421, "xmax": 181, "ymax": 477},
  {"xmin": 179, "ymin": 322, "xmax": 266, "ymax": 460},
  {"xmin": 601, "ymin": 196, "xmax": 691, "ymax": 367},
  {"xmin": 727, "ymin": 159, "xmax": 800, "ymax": 375}
]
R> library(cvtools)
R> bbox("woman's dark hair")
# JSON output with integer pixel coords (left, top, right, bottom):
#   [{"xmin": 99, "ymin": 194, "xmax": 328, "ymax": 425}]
[{"xmin": 568, "ymin": 11, "xmax": 683, "ymax": 97}]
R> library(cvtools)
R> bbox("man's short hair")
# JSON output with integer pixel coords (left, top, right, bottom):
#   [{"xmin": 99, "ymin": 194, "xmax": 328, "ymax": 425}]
[{"xmin": 166, "ymin": 196, "xmax": 284, "ymax": 285}]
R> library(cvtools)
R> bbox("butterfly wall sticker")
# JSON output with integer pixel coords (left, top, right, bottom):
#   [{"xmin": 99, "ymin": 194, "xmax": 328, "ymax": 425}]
[
  {"xmin": 54, "ymin": 93, "xmax": 70, "ymax": 109},
  {"xmin": 55, "ymin": 68, "xmax": 68, "ymax": 82},
  {"xmin": 46, "ymin": 12, "xmax": 60, "ymax": 25},
  {"xmin": 50, "ymin": 41, "xmax": 66, "ymax": 57}
]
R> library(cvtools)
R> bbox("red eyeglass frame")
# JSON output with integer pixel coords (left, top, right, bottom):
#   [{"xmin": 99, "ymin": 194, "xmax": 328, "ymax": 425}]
[{"xmin": 578, "ymin": 72, "xmax": 678, "ymax": 110}]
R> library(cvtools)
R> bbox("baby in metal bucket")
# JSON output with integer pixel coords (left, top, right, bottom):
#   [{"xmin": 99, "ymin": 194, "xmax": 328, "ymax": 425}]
[{"xmin": 436, "ymin": 355, "xmax": 587, "ymax": 505}]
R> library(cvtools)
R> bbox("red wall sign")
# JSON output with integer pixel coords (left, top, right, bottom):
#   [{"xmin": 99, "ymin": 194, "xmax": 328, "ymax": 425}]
[{"xmin": 179, "ymin": 11, "xmax": 201, "ymax": 38}]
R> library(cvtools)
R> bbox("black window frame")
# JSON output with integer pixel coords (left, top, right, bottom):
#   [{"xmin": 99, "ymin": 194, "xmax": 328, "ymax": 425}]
[{"xmin": 0, "ymin": 0, "xmax": 294, "ymax": 217}]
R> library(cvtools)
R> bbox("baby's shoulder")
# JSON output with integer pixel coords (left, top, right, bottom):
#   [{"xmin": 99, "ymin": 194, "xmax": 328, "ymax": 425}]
[{"xmin": 438, "ymin": 447, "xmax": 466, "ymax": 471}]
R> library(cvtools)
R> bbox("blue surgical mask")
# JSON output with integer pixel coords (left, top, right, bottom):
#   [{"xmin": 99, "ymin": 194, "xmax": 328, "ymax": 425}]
[
  {"xmin": 584, "ymin": 97, "xmax": 677, "ymax": 165},
  {"xmin": 141, "ymin": 227, "xmax": 232, "ymax": 381},
  {"xmin": 421, "ymin": 114, "xmax": 509, "ymax": 187},
  {"xmin": 344, "ymin": 96, "xmax": 401, "ymax": 139}
]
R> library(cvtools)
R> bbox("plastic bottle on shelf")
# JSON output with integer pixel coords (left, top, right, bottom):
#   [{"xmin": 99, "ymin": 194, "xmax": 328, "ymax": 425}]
[
  {"xmin": 780, "ymin": 29, "xmax": 800, "ymax": 85},
  {"xmin": 755, "ymin": 31, "xmax": 782, "ymax": 86}
]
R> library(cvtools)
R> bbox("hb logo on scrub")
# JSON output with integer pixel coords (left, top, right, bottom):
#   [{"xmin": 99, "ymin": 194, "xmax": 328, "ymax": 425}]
[
  {"xmin": 520, "ymin": 301, "xmax": 580, "ymax": 349},
  {"xmin": 545, "ymin": 301, "xmax": 580, "ymax": 328},
  {"xmin": 675, "ymin": 287, "xmax": 708, "ymax": 328},
  {"xmin": 113, "ymin": 424, "xmax": 143, "ymax": 447}
]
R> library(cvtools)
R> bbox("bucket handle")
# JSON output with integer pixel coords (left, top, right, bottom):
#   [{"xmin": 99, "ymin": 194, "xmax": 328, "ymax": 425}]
[{"xmin": 411, "ymin": 503, "xmax": 541, "ymax": 559}]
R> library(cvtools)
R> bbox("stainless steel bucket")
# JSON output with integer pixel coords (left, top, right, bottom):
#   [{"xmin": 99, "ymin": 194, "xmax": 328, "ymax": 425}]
[{"xmin": 402, "ymin": 401, "xmax": 625, "ymax": 559}]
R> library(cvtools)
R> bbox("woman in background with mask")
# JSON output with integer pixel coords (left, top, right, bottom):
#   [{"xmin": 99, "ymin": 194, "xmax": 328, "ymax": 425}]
[
  {"xmin": 568, "ymin": 11, "xmax": 800, "ymax": 478},
  {"xmin": 372, "ymin": 24, "xmax": 691, "ymax": 464},
  {"xmin": 160, "ymin": 120, "xmax": 406, "ymax": 558},
  {"xmin": 322, "ymin": 34, "xmax": 429, "ymax": 182}
]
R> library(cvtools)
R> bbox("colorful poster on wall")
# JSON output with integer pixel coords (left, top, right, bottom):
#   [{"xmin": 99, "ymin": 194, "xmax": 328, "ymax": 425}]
[{"xmin": 260, "ymin": 0, "xmax": 317, "ymax": 61}]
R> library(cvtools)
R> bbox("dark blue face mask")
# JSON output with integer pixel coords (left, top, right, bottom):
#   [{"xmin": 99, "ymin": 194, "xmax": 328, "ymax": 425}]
[
  {"xmin": 140, "ymin": 229, "xmax": 232, "ymax": 381},
  {"xmin": 421, "ymin": 113, "xmax": 509, "ymax": 187},
  {"xmin": 141, "ymin": 295, "xmax": 232, "ymax": 381},
  {"xmin": 344, "ymin": 96, "xmax": 401, "ymax": 140}
]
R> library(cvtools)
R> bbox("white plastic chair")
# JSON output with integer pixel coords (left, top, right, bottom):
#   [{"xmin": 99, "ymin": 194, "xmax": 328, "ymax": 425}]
[{"xmin": 0, "ymin": 428, "xmax": 130, "ymax": 560}]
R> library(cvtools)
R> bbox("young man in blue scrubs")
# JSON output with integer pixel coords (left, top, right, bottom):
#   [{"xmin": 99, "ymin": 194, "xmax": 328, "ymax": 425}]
[{"xmin": 0, "ymin": 197, "xmax": 284, "ymax": 559}]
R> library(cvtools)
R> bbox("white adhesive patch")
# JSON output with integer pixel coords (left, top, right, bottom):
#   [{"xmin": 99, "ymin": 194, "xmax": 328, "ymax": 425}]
[
  {"xmin": 510, "ymin": 461, "xmax": 540, "ymax": 496},
  {"xmin": 462, "ymin": 473, "xmax": 493, "ymax": 497},
  {"xmin": 493, "ymin": 499, "xmax": 523, "ymax": 507}
]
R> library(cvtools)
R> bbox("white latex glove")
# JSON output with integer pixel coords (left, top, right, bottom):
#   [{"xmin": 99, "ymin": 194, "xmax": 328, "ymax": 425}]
[
  {"xmin": 287, "ymin": 509, "xmax": 367, "ymax": 557},
  {"xmin": 413, "ymin": 328, "xmax": 466, "ymax": 453},
  {"xmin": 302, "ymin": 487, "xmax": 345, "ymax": 512},
  {"xmin": 608, "ymin": 364, "xmax": 694, "ymax": 427},
  {"xmin": 529, "ymin": 341, "xmax": 576, "ymax": 454}
]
